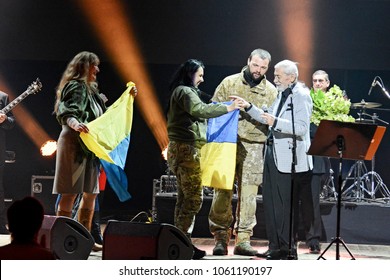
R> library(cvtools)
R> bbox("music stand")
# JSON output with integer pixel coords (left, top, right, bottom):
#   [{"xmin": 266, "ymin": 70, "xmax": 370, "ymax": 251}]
[{"xmin": 308, "ymin": 120, "xmax": 386, "ymax": 260}]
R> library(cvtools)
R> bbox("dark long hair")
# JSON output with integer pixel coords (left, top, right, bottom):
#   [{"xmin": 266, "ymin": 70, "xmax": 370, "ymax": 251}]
[
  {"xmin": 165, "ymin": 59, "xmax": 205, "ymax": 117},
  {"xmin": 168, "ymin": 59, "xmax": 205, "ymax": 92}
]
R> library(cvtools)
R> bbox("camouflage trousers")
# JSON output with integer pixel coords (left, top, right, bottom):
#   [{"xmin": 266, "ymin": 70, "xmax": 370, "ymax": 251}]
[
  {"xmin": 167, "ymin": 141, "xmax": 203, "ymax": 237},
  {"xmin": 209, "ymin": 141, "xmax": 264, "ymax": 243}
]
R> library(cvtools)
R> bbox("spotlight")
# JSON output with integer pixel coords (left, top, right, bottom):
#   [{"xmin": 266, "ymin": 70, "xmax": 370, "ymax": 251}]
[
  {"xmin": 161, "ymin": 146, "xmax": 168, "ymax": 161},
  {"xmin": 40, "ymin": 140, "xmax": 57, "ymax": 156}
]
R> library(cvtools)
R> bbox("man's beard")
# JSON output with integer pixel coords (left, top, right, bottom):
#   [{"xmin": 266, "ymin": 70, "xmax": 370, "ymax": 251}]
[
  {"xmin": 276, "ymin": 84, "xmax": 288, "ymax": 92},
  {"xmin": 250, "ymin": 72, "xmax": 263, "ymax": 83}
]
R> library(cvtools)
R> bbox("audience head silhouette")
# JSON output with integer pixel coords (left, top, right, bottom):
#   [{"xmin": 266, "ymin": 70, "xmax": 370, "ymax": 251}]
[
  {"xmin": 0, "ymin": 196, "xmax": 55, "ymax": 259},
  {"xmin": 7, "ymin": 196, "xmax": 44, "ymax": 243}
]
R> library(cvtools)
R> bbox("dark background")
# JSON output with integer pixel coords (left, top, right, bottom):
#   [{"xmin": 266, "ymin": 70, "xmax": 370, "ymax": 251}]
[{"xmin": 0, "ymin": 0, "xmax": 389, "ymax": 218}]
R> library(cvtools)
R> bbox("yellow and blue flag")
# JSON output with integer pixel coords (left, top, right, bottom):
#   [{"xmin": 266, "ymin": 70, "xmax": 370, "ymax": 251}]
[
  {"xmin": 200, "ymin": 103, "xmax": 239, "ymax": 190},
  {"xmin": 80, "ymin": 82, "xmax": 135, "ymax": 202}
]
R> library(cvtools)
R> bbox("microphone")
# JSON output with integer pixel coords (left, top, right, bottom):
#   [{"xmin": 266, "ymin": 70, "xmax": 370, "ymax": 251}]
[
  {"xmin": 377, "ymin": 81, "xmax": 390, "ymax": 99},
  {"xmin": 99, "ymin": 93, "xmax": 108, "ymax": 103},
  {"xmin": 368, "ymin": 77, "xmax": 377, "ymax": 95}
]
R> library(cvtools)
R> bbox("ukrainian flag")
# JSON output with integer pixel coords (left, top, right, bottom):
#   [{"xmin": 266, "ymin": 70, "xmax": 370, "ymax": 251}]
[
  {"xmin": 80, "ymin": 82, "xmax": 135, "ymax": 202},
  {"xmin": 200, "ymin": 103, "xmax": 239, "ymax": 190}
]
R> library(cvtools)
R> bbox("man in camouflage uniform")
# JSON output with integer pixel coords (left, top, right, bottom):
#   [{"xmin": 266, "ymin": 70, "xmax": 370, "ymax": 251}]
[{"xmin": 209, "ymin": 49, "xmax": 278, "ymax": 256}]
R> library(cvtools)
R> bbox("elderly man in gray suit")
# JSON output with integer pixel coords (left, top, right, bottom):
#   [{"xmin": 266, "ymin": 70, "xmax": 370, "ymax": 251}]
[{"xmin": 234, "ymin": 59, "xmax": 313, "ymax": 260}]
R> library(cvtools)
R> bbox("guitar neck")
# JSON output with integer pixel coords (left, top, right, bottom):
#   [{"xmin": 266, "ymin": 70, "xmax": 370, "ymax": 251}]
[
  {"xmin": 0, "ymin": 78, "xmax": 41, "ymax": 115},
  {"xmin": 1, "ymin": 89, "xmax": 33, "ymax": 115}
]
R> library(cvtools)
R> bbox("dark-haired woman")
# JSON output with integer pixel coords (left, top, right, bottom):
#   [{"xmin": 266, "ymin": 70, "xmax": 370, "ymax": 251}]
[{"xmin": 166, "ymin": 59, "xmax": 244, "ymax": 259}]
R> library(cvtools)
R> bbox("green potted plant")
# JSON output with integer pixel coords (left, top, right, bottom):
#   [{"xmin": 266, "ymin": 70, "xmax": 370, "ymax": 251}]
[{"xmin": 310, "ymin": 85, "xmax": 355, "ymax": 126}]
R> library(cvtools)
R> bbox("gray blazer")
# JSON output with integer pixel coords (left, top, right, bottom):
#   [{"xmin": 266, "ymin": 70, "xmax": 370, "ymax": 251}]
[{"xmin": 247, "ymin": 82, "xmax": 313, "ymax": 173}]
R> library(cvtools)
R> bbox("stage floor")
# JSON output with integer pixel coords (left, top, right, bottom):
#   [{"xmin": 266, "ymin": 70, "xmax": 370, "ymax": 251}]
[
  {"xmin": 94, "ymin": 238, "xmax": 390, "ymax": 260},
  {"xmin": 1, "ymin": 234, "xmax": 389, "ymax": 260},
  {"xmin": 155, "ymin": 195, "xmax": 390, "ymax": 245}
]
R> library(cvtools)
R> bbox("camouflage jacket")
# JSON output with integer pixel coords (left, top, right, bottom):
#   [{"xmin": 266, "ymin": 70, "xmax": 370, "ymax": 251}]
[
  {"xmin": 167, "ymin": 85, "xmax": 229, "ymax": 146},
  {"xmin": 212, "ymin": 68, "xmax": 278, "ymax": 142}
]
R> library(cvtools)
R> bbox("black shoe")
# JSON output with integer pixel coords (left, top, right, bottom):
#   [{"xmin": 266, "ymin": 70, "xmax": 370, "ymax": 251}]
[
  {"xmin": 309, "ymin": 244, "xmax": 321, "ymax": 254},
  {"xmin": 266, "ymin": 249, "xmax": 297, "ymax": 260},
  {"xmin": 0, "ymin": 225, "xmax": 9, "ymax": 235},
  {"xmin": 192, "ymin": 245, "xmax": 206, "ymax": 259},
  {"xmin": 255, "ymin": 249, "xmax": 272, "ymax": 258},
  {"xmin": 266, "ymin": 250, "xmax": 284, "ymax": 260}
]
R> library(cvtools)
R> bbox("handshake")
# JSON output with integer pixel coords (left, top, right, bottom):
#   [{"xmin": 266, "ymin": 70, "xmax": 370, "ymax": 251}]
[
  {"xmin": 227, "ymin": 95, "xmax": 251, "ymax": 111},
  {"xmin": 228, "ymin": 95, "xmax": 274, "ymax": 126}
]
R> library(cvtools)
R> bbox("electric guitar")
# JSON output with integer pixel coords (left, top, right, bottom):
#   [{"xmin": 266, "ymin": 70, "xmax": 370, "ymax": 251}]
[{"xmin": 0, "ymin": 78, "xmax": 42, "ymax": 114}]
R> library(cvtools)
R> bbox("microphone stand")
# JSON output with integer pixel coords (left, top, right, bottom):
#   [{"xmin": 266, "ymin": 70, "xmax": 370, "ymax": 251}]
[{"xmin": 287, "ymin": 96, "xmax": 297, "ymax": 260}]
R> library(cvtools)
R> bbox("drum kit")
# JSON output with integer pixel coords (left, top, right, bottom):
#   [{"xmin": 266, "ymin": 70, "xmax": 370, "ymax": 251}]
[{"xmin": 321, "ymin": 99, "xmax": 390, "ymax": 203}]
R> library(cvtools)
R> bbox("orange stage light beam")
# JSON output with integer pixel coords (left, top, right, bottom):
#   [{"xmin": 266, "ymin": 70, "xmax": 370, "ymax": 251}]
[
  {"xmin": 276, "ymin": 0, "xmax": 314, "ymax": 85},
  {"xmin": 78, "ymin": 0, "xmax": 169, "ymax": 151}
]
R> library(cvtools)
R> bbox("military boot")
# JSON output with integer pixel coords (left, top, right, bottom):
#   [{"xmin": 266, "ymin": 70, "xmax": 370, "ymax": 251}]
[
  {"xmin": 212, "ymin": 230, "xmax": 231, "ymax": 255},
  {"xmin": 213, "ymin": 241, "xmax": 228, "ymax": 255},
  {"xmin": 233, "ymin": 232, "xmax": 257, "ymax": 256}
]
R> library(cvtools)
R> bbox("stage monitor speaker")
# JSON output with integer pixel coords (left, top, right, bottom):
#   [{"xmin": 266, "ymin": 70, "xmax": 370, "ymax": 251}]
[
  {"xmin": 38, "ymin": 215, "xmax": 94, "ymax": 260},
  {"xmin": 103, "ymin": 221, "xmax": 193, "ymax": 260},
  {"xmin": 31, "ymin": 175, "xmax": 56, "ymax": 215}
]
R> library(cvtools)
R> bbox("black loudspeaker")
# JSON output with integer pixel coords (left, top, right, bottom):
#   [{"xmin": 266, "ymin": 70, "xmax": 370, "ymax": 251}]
[
  {"xmin": 31, "ymin": 175, "xmax": 57, "ymax": 215},
  {"xmin": 103, "ymin": 221, "xmax": 194, "ymax": 260},
  {"xmin": 37, "ymin": 215, "xmax": 94, "ymax": 260}
]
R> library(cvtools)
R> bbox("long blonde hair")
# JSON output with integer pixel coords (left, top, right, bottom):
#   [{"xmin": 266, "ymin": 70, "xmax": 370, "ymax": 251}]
[{"xmin": 54, "ymin": 51, "xmax": 100, "ymax": 113}]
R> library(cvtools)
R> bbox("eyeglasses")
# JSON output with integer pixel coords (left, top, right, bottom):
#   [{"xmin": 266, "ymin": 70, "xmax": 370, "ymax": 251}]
[{"xmin": 313, "ymin": 79, "xmax": 327, "ymax": 83}]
